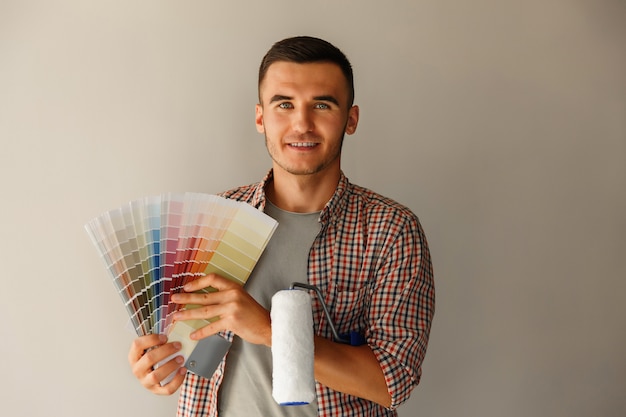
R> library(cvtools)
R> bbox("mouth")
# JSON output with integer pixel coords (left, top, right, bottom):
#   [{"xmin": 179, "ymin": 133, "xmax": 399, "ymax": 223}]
[{"xmin": 288, "ymin": 142, "xmax": 318, "ymax": 148}]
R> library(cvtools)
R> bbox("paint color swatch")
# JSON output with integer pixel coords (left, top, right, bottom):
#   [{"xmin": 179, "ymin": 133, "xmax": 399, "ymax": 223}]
[{"xmin": 85, "ymin": 193, "xmax": 278, "ymax": 337}]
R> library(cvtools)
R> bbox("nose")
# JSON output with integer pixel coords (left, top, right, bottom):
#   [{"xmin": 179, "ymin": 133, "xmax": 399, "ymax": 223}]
[{"xmin": 291, "ymin": 107, "xmax": 314, "ymax": 133}]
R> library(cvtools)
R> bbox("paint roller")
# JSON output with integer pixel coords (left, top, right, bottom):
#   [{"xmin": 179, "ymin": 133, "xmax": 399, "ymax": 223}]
[
  {"xmin": 270, "ymin": 282, "xmax": 366, "ymax": 406},
  {"xmin": 271, "ymin": 287, "xmax": 315, "ymax": 405}
]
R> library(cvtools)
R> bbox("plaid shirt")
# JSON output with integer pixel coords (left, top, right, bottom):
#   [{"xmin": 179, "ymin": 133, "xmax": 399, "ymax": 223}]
[{"xmin": 177, "ymin": 170, "xmax": 435, "ymax": 417}]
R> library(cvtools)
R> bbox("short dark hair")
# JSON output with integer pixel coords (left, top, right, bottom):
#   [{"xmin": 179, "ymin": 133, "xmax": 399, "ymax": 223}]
[{"xmin": 258, "ymin": 36, "xmax": 355, "ymax": 107}]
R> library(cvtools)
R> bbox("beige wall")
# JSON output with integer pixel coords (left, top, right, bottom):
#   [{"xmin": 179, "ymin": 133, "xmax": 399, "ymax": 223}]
[{"xmin": 1, "ymin": 1, "xmax": 624, "ymax": 416}]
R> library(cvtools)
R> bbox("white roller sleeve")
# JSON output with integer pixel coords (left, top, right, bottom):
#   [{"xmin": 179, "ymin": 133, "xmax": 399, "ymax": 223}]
[{"xmin": 270, "ymin": 289, "xmax": 316, "ymax": 406}]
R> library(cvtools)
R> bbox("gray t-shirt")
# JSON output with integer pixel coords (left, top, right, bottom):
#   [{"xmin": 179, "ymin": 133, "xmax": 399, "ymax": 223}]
[{"xmin": 218, "ymin": 200, "xmax": 321, "ymax": 416}]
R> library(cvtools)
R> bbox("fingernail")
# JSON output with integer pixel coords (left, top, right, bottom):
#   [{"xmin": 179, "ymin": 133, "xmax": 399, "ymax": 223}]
[
  {"xmin": 175, "ymin": 356, "xmax": 184, "ymax": 364},
  {"xmin": 173, "ymin": 341, "xmax": 182, "ymax": 350},
  {"xmin": 158, "ymin": 334, "xmax": 167, "ymax": 343}
]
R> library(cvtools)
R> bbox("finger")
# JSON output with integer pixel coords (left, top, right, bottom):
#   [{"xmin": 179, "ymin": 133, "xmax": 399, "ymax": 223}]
[
  {"xmin": 172, "ymin": 287, "xmax": 248, "ymax": 322},
  {"xmin": 184, "ymin": 273, "xmax": 239, "ymax": 293},
  {"xmin": 132, "ymin": 342, "xmax": 182, "ymax": 379},
  {"xmin": 140, "ymin": 342, "xmax": 183, "ymax": 369},
  {"xmin": 171, "ymin": 289, "xmax": 227, "ymax": 306},
  {"xmin": 152, "ymin": 367, "xmax": 187, "ymax": 395},
  {"xmin": 173, "ymin": 302, "xmax": 222, "ymax": 323},
  {"xmin": 128, "ymin": 334, "xmax": 167, "ymax": 365},
  {"xmin": 142, "ymin": 354, "xmax": 185, "ymax": 389},
  {"xmin": 188, "ymin": 321, "xmax": 223, "ymax": 340}
]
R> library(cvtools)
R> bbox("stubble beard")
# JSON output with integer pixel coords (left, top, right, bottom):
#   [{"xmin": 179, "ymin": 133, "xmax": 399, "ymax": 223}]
[{"xmin": 264, "ymin": 133, "xmax": 345, "ymax": 176}]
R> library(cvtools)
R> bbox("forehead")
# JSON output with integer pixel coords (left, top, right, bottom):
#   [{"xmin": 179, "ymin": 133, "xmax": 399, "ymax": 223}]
[{"xmin": 259, "ymin": 61, "xmax": 349, "ymax": 103}]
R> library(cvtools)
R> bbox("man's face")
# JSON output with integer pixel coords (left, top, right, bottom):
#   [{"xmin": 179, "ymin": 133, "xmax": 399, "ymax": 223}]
[{"xmin": 256, "ymin": 61, "xmax": 359, "ymax": 178}]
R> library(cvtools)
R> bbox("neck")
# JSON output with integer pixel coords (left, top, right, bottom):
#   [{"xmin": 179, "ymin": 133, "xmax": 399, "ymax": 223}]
[{"xmin": 266, "ymin": 167, "xmax": 340, "ymax": 213}]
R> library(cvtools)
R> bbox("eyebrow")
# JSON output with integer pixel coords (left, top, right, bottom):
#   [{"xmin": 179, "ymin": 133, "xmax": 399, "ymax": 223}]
[
  {"xmin": 268, "ymin": 94, "xmax": 340, "ymax": 106},
  {"xmin": 269, "ymin": 95, "xmax": 292, "ymax": 103},
  {"xmin": 313, "ymin": 95, "xmax": 340, "ymax": 106}
]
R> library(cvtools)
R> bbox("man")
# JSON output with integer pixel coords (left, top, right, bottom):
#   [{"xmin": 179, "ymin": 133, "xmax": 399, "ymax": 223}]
[{"xmin": 128, "ymin": 36, "xmax": 435, "ymax": 417}]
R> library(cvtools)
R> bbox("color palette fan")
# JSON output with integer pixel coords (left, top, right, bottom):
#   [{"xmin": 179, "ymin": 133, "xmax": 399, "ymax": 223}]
[{"xmin": 84, "ymin": 193, "xmax": 278, "ymax": 338}]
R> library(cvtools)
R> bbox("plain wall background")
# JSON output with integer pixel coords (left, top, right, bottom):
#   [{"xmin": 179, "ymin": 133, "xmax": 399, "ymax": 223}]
[{"xmin": 1, "ymin": 1, "xmax": 624, "ymax": 416}]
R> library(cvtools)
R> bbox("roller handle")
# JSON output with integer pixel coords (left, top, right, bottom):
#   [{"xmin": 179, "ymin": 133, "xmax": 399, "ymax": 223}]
[{"xmin": 289, "ymin": 282, "xmax": 365, "ymax": 346}]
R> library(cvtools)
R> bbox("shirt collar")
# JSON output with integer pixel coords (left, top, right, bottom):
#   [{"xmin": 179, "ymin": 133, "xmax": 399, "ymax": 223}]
[
  {"xmin": 249, "ymin": 170, "xmax": 273, "ymax": 211},
  {"xmin": 319, "ymin": 171, "xmax": 349, "ymax": 226},
  {"xmin": 253, "ymin": 169, "xmax": 350, "ymax": 225}
]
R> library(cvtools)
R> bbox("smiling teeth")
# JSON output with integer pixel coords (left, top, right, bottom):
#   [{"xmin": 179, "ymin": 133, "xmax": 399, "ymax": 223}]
[{"xmin": 290, "ymin": 142, "xmax": 316, "ymax": 147}]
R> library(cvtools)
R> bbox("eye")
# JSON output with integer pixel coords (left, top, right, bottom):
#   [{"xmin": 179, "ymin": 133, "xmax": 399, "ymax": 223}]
[
  {"xmin": 314, "ymin": 102, "xmax": 331, "ymax": 110},
  {"xmin": 278, "ymin": 102, "xmax": 293, "ymax": 109}
]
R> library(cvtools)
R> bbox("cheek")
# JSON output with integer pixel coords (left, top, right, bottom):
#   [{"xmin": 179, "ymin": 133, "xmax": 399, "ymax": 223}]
[
  {"xmin": 325, "ymin": 116, "xmax": 349, "ymax": 135},
  {"xmin": 260, "ymin": 114, "xmax": 287, "ymax": 134}
]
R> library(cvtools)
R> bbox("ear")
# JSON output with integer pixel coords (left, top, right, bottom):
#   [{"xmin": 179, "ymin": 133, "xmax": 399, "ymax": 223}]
[
  {"xmin": 255, "ymin": 103, "xmax": 265, "ymax": 133},
  {"xmin": 345, "ymin": 105, "xmax": 359, "ymax": 135}
]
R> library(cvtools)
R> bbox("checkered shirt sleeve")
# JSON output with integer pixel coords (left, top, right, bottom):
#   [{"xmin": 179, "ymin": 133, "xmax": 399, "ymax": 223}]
[{"xmin": 309, "ymin": 182, "xmax": 435, "ymax": 416}]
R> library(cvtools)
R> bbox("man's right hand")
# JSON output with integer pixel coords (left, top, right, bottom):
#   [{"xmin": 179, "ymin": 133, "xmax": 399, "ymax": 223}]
[{"xmin": 128, "ymin": 334, "xmax": 187, "ymax": 395}]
